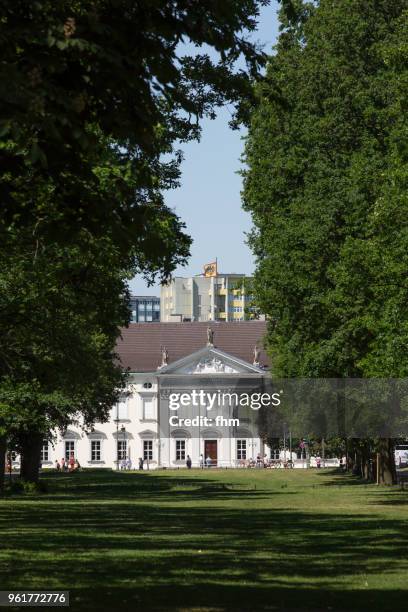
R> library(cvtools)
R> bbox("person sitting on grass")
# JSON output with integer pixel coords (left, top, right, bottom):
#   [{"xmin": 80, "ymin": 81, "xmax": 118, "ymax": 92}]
[
  {"xmin": 138, "ymin": 457, "xmax": 144, "ymax": 470},
  {"xmin": 126, "ymin": 457, "xmax": 132, "ymax": 470},
  {"xmin": 206, "ymin": 455, "xmax": 212, "ymax": 468}
]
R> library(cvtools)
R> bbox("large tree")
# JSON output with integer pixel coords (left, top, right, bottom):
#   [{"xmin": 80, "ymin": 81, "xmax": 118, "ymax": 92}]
[
  {"xmin": 0, "ymin": 1, "xmax": 269, "ymax": 486},
  {"xmin": 0, "ymin": 0, "xmax": 267, "ymax": 249},
  {"xmin": 0, "ymin": 227, "xmax": 131, "ymax": 482},
  {"xmin": 243, "ymin": 0, "xmax": 408, "ymax": 483}
]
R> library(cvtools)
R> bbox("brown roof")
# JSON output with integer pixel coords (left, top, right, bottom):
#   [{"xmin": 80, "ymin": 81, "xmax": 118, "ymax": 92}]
[{"xmin": 116, "ymin": 321, "xmax": 269, "ymax": 372}]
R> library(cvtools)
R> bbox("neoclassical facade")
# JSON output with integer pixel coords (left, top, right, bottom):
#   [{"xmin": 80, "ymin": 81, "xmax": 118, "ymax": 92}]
[{"xmin": 41, "ymin": 322, "xmax": 270, "ymax": 469}]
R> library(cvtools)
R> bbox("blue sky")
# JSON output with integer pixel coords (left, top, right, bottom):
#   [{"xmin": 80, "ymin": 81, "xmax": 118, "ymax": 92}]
[{"xmin": 130, "ymin": 1, "xmax": 280, "ymax": 296}]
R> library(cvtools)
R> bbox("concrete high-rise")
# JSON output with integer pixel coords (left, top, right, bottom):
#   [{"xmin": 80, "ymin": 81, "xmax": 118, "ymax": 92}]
[{"xmin": 160, "ymin": 270, "xmax": 257, "ymax": 322}]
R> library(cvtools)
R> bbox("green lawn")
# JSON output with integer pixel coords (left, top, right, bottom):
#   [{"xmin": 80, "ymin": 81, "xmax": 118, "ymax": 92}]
[{"xmin": 1, "ymin": 468, "xmax": 408, "ymax": 611}]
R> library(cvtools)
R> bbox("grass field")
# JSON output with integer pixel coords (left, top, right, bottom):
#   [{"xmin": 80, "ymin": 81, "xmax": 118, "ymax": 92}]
[{"xmin": 1, "ymin": 468, "xmax": 408, "ymax": 611}]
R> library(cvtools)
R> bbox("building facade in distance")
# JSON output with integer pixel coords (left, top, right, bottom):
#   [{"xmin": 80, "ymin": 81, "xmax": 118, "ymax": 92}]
[
  {"xmin": 161, "ymin": 271, "xmax": 258, "ymax": 322},
  {"xmin": 40, "ymin": 322, "xmax": 271, "ymax": 470},
  {"xmin": 129, "ymin": 296, "xmax": 160, "ymax": 323}
]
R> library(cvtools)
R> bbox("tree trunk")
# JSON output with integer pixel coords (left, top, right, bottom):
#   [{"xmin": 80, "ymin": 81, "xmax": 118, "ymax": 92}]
[
  {"xmin": 0, "ymin": 436, "xmax": 6, "ymax": 493},
  {"xmin": 361, "ymin": 441, "xmax": 371, "ymax": 481},
  {"xmin": 20, "ymin": 432, "xmax": 44, "ymax": 483},
  {"xmin": 377, "ymin": 438, "xmax": 397, "ymax": 485}
]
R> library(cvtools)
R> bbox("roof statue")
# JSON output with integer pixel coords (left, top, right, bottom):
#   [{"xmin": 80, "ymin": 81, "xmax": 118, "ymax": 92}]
[
  {"xmin": 158, "ymin": 346, "xmax": 168, "ymax": 369},
  {"xmin": 253, "ymin": 344, "xmax": 260, "ymax": 366},
  {"xmin": 206, "ymin": 326, "xmax": 214, "ymax": 347}
]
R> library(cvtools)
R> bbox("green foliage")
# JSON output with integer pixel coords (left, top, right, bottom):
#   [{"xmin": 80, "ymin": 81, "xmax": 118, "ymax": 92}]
[
  {"xmin": 243, "ymin": 0, "xmax": 408, "ymax": 378},
  {"xmin": 243, "ymin": 1, "xmax": 407, "ymax": 483},
  {"xmin": 0, "ymin": 0, "xmax": 267, "ymax": 278},
  {"xmin": 0, "ymin": 1, "xmax": 268, "ymax": 474},
  {"xmin": 0, "ymin": 226, "xmax": 129, "ymax": 450}
]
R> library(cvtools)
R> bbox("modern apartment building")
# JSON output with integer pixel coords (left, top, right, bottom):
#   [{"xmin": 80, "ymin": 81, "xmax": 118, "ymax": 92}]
[
  {"xmin": 161, "ymin": 271, "xmax": 256, "ymax": 322},
  {"xmin": 129, "ymin": 296, "xmax": 160, "ymax": 323}
]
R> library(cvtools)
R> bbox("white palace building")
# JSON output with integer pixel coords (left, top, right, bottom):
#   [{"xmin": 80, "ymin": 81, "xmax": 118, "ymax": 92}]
[{"xmin": 41, "ymin": 322, "xmax": 273, "ymax": 470}]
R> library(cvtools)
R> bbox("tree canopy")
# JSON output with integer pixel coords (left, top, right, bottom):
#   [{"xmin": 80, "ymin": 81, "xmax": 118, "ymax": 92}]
[
  {"xmin": 243, "ymin": 0, "xmax": 408, "ymax": 378},
  {"xmin": 243, "ymin": 0, "xmax": 408, "ymax": 483},
  {"xmin": 0, "ymin": 0, "xmax": 269, "ymax": 484},
  {"xmin": 0, "ymin": 0, "xmax": 267, "ymax": 267}
]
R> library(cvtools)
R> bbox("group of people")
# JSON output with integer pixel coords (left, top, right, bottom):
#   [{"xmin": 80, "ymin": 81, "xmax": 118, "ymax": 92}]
[
  {"xmin": 55, "ymin": 455, "xmax": 80, "ymax": 472},
  {"xmin": 121, "ymin": 457, "xmax": 150, "ymax": 470},
  {"xmin": 119, "ymin": 457, "xmax": 132, "ymax": 470},
  {"xmin": 198, "ymin": 455, "xmax": 213, "ymax": 468},
  {"xmin": 238, "ymin": 454, "xmax": 295, "ymax": 469}
]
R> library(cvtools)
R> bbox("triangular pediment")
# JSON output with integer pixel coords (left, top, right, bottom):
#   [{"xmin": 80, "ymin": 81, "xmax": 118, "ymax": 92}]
[{"xmin": 157, "ymin": 346, "xmax": 265, "ymax": 375}]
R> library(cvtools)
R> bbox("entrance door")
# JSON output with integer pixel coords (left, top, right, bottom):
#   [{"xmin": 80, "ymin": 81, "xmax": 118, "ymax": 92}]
[{"xmin": 204, "ymin": 440, "xmax": 217, "ymax": 466}]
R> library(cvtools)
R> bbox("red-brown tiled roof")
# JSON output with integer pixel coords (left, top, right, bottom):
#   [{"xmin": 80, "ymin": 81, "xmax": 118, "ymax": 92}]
[{"xmin": 116, "ymin": 321, "xmax": 269, "ymax": 372}]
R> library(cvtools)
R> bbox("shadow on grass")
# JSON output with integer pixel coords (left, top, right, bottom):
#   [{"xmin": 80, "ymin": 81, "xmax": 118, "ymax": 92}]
[
  {"xmin": 316, "ymin": 469, "xmax": 376, "ymax": 487},
  {"xmin": 18, "ymin": 470, "xmax": 296, "ymax": 502},
  {"xmin": 0, "ymin": 470, "xmax": 407, "ymax": 611}
]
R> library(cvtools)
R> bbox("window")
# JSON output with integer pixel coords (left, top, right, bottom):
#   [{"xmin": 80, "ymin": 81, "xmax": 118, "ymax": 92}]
[
  {"xmin": 143, "ymin": 397, "xmax": 155, "ymax": 420},
  {"xmin": 139, "ymin": 314, "xmax": 145, "ymax": 322},
  {"xmin": 65, "ymin": 441, "xmax": 75, "ymax": 461},
  {"xmin": 91, "ymin": 440, "xmax": 101, "ymax": 461},
  {"xmin": 176, "ymin": 440, "xmax": 185, "ymax": 461},
  {"xmin": 237, "ymin": 440, "xmax": 246, "ymax": 460},
  {"xmin": 41, "ymin": 440, "xmax": 49, "ymax": 462},
  {"xmin": 143, "ymin": 382, "xmax": 152, "ymax": 389},
  {"xmin": 154, "ymin": 302, "xmax": 160, "ymax": 311},
  {"xmin": 117, "ymin": 440, "xmax": 127, "ymax": 461},
  {"xmin": 116, "ymin": 399, "xmax": 128, "ymax": 420},
  {"xmin": 143, "ymin": 440, "xmax": 153, "ymax": 461}
]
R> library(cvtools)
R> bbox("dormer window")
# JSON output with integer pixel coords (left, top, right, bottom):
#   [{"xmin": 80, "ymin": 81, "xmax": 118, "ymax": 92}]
[{"xmin": 143, "ymin": 382, "xmax": 152, "ymax": 389}]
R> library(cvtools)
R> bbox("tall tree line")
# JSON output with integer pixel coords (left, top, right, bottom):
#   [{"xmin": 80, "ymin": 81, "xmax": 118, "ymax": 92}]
[
  {"xmin": 0, "ymin": 0, "xmax": 268, "ymax": 487},
  {"xmin": 243, "ymin": 0, "xmax": 408, "ymax": 483}
]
